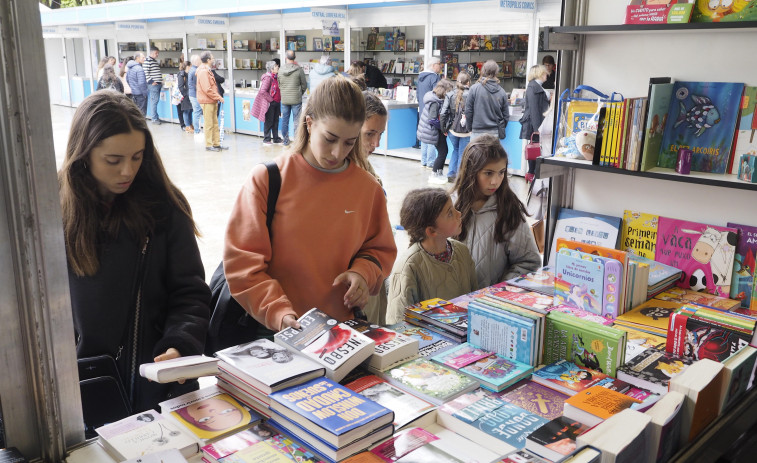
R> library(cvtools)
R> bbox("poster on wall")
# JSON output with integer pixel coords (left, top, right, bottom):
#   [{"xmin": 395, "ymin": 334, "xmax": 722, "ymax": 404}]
[
  {"xmin": 243, "ymin": 100, "xmax": 251, "ymax": 121},
  {"xmin": 322, "ymin": 20, "xmax": 339, "ymax": 36}
]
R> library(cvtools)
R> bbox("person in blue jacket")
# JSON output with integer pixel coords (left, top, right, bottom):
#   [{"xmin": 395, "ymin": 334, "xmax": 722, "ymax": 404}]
[{"xmin": 125, "ymin": 52, "xmax": 148, "ymax": 115}]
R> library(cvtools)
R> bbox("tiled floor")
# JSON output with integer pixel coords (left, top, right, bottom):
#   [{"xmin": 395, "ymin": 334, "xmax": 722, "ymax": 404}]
[{"xmin": 50, "ymin": 105, "xmax": 532, "ymax": 280}]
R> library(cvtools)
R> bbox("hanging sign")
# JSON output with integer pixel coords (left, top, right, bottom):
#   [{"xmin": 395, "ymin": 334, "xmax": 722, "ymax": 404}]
[
  {"xmin": 194, "ymin": 16, "xmax": 228, "ymax": 29},
  {"xmin": 42, "ymin": 26, "xmax": 59, "ymax": 36},
  {"xmin": 322, "ymin": 20, "xmax": 340, "ymax": 36},
  {"xmin": 61, "ymin": 25, "xmax": 88, "ymax": 37},
  {"xmin": 311, "ymin": 8, "xmax": 347, "ymax": 21},
  {"xmin": 115, "ymin": 22, "xmax": 147, "ymax": 32},
  {"xmin": 499, "ymin": 0, "xmax": 537, "ymax": 14}
]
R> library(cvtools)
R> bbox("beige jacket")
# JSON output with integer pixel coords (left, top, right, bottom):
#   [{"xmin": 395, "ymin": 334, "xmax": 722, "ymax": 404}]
[{"xmin": 386, "ymin": 239, "xmax": 478, "ymax": 324}]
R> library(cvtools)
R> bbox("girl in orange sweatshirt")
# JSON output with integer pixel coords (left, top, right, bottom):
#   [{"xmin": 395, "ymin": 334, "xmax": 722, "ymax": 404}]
[{"xmin": 224, "ymin": 76, "xmax": 397, "ymax": 334}]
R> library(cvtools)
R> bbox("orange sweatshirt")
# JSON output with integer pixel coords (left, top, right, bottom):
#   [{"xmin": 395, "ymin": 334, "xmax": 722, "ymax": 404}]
[
  {"xmin": 196, "ymin": 65, "xmax": 221, "ymax": 104},
  {"xmin": 224, "ymin": 153, "xmax": 397, "ymax": 331}
]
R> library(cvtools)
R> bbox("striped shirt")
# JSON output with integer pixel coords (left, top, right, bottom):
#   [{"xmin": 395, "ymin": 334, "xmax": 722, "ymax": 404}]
[{"xmin": 143, "ymin": 56, "xmax": 162, "ymax": 85}]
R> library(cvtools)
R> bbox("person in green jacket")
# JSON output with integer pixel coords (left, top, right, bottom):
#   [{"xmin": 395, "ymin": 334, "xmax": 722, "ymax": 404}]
[{"xmin": 277, "ymin": 50, "xmax": 308, "ymax": 146}]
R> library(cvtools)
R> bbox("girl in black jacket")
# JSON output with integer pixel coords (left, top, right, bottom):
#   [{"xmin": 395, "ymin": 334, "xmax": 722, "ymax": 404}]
[
  {"xmin": 520, "ymin": 65, "xmax": 550, "ymax": 181},
  {"xmin": 59, "ymin": 91, "xmax": 210, "ymax": 430}
]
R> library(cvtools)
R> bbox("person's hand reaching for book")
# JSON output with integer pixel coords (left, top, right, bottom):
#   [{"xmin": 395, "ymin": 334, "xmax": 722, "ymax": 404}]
[
  {"xmin": 281, "ymin": 314, "xmax": 302, "ymax": 331},
  {"xmin": 334, "ymin": 271, "xmax": 368, "ymax": 309}
]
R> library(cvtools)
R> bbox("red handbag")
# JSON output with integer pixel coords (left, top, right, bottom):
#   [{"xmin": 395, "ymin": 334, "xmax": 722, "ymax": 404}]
[{"xmin": 525, "ymin": 132, "xmax": 542, "ymax": 160}]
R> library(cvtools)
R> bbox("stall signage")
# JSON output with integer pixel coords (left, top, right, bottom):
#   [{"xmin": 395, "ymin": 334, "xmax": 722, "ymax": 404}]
[
  {"xmin": 194, "ymin": 16, "xmax": 228, "ymax": 28},
  {"xmin": 499, "ymin": 0, "xmax": 537, "ymax": 13},
  {"xmin": 42, "ymin": 26, "xmax": 59, "ymax": 35},
  {"xmin": 311, "ymin": 8, "xmax": 347, "ymax": 20},
  {"xmin": 116, "ymin": 22, "xmax": 146, "ymax": 32},
  {"xmin": 61, "ymin": 25, "xmax": 88, "ymax": 37}
]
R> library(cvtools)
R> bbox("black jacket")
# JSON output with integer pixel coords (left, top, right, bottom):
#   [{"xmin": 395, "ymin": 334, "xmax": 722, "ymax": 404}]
[
  {"xmin": 177, "ymin": 70, "xmax": 192, "ymax": 111},
  {"xmin": 212, "ymin": 70, "xmax": 225, "ymax": 97},
  {"xmin": 69, "ymin": 202, "xmax": 210, "ymax": 413},
  {"xmin": 364, "ymin": 64, "xmax": 387, "ymax": 89},
  {"xmin": 520, "ymin": 79, "xmax": 550, "ymax": 139}
]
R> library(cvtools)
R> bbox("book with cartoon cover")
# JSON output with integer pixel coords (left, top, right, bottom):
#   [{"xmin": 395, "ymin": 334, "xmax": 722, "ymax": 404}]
[
  {"xmin": 380, "ymin": 358, "xmax": 479, "ymax": 405},
  {"xmin": 431, "ymin": 342, "xmax": 533, "ymax": 392}
]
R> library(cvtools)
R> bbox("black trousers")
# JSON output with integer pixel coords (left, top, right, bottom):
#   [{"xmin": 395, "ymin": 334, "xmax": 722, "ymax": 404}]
[
  {"xmin": 432, "ymin": 130, "xmax": 450, "ymax": 173},
  {"xmin": 176, "ymin": 104, "xmax": 185, "ymax": 127},
  {"xmin": 263, "ymin": 102, "xmax": 281, "ymax": 142}
]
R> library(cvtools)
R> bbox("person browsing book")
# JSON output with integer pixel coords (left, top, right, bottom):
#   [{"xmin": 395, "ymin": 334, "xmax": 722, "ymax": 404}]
[
  {"xmin": 224, "ymin": 75, "xmax": 397, "ymax": 334},
  {"xmin": 386, "ymin": 188, "xmax": 478, "ymax": 324},
  {"xmin": 451, "ymin": 135, "xmax": 541, "ymax": 287},
  {"xmin": 58, "ymin": 91, "xmax": 211, "ymax": 420}
]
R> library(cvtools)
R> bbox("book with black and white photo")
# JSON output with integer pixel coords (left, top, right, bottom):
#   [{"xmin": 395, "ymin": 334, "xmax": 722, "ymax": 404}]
[
  {"xmin": 215, "ymin": 338, "xmax": 325, "ymax": 395},
  {"xmin": 95, "ymin": 410, "xmax": 199, "ymax": 460}
]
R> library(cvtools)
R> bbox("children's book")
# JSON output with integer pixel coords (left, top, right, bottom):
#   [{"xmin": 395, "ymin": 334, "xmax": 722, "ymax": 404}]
[
  {"xmin": 95, "ymin": 410, "xmax": 199, "ymax": 460},
  {"xmin": 654, "ymin": 286, "xmax": 741, "ymax": 310},
  {"xmin": 431, "ymin": 342, "xmax": 534, "ymax": 392},
  {"xmin": 159, "ymin": 385, "xmax": 262, "ymax": 445},
  {"xmin": 436, "ymin": 390, "xmax": 548, "ymax": 454},
  {"xmin": 621, "ymin": 210, "xmax": 660, "ymax": 259},
  {"xmin": 726, "ymin": 222, "xmax": 757, "ymax": 309},
  {"xmin": 342, "ymin": 319, "xmax": 419, "ymax": 371},
  {"xmin": 201, "ymin": 424, "xmax": 278, "ymax": 463},
  {"xmin": 505, "ymin": 266, "xmax": 555, "ymax": 296},
  {"xmin": 214, "ymin": 339, "xmax": 325, "ymax": 395},
  {"xmin": 547, "ymin": 208, "xmax": 623, "ymax": 267},
  {"xmin": 274, "ymin": 308, "xmax": 375, "ymax": 382},
  {"xmin": 551, "ymin": 256, "xmax": 602, "ymax": 315},
  {"xmin": 617, "ymin": 347, "xmax": 693, "ymax": 395},
  {"xmin": 343, "ymin": 374, "xmax": 436, "ymax": 430},
  {"xmin": 658, "ymin": 81, "xmax": 744, "ymax": 174},
  {"xmin": 496, "ymin": 380, "xmax": 570, "ymax": 421},
  {"xmin": 405, "ymin": 299, "xmax": 468, "ymax": 338},
  {"xmin": 268, "ymin": 377, "xmax": 394, "ymax": 449},
  {"xmin": 614, "ymin": 298, "xmax": 684, "ymax": 337},
  {"xmin": 385, "ymin": 322, "xmax": 458, "ymax": 358},
  {"xmin": 543, "ymin": 310, "xmax": 626, "ymax": 376},
  {"xmin": 467, "ymin": 302, "xmax": 537, "ymax": 366},
  {"xmin": 563, "ymin": 385, "xmax": 642, "ymax": 427},
  {"xmin": 546, "ymin": 304, "xmax": 614, "ymax": 326},
  {"xmin": 323, "ymin": 36, "xmax": 333, "ymax": 51},
  {"xmin": 489, "ymin": 288, "xmax": 554, "ymax": 314},
  {"xmin": 654, "ymin": 217, "xmax": 738, "ymax": 297},
  {"xmin": 729, "ymin": 86, "xmax": 757, "ymax": 174},
  {"xmin": 531, "ymin": 360, "xmax": 611, "ymax": 396},
  {"xmin": 666, "ymin": 308, "xmax": 752, "ymax": 362},
  {"xmin": 525, "ymin": 416, "xmax": 589, "ymax": 462},
  {"xmin": 640, "ymin": 82, "xmax": 674, "ymax": 172},
  {"xmin": 380, "ymin": 358, "xmax": 480, "ymax": 405},
  {"xmin": 628, "ymin": 254, "xmax": 683, "ymax": 297}
]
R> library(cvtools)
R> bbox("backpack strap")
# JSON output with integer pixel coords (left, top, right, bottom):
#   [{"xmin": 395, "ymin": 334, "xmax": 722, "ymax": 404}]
[{"xmin": 264, "ymin": 161, "xmax": 281, "ymax": 238}]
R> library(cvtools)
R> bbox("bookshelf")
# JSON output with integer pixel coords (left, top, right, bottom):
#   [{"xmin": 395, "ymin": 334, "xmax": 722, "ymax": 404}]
[
  {"xmin": 229, "ymin": 31, "xmax": 280, "ymax": 87},
  {"xmin": 149, "ymin": 38, "xmax": 183, "ymax": 70},
  {"xmin": 432, "ymin": 34, "xmax": 529, "ymax": 94},
  {"xmin": 353, "ymin": 26, "xmax": 425, "ymax": 86}
]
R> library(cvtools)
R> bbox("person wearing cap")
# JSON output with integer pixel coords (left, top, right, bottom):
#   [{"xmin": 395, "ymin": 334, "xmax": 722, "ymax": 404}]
[{"xmin": 417, "ymin": 56, "xmax": 443, "ymax": 168}]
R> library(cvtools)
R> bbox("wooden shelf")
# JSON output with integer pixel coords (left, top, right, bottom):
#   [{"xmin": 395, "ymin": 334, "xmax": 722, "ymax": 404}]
[
  {"xmin": 548, "ymin": 21, "xmax": 757, "ymax": 35},
  {"xmin": 536, "ymin": 157, "xmax": 757, "ymax": 192}
]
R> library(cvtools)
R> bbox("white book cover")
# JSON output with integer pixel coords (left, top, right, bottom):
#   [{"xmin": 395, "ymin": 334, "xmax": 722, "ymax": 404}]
[
  {"xmin": 95, "ymin": 410, "xmax": 199, "ymax": 460},
  {"xmin": 139, "ymin": 355, "xmax": 218, "ymax": 383},
  {"xmin": 123, "ymin": 448, "xmax": 188, "ymax": 463},
  {"xmin": 214, "ymin": 339, "xmax": 324, "ymax": 392},
  {"xmin": 342, "ymin": 319, "xmax": 419, "ymax": 370}
]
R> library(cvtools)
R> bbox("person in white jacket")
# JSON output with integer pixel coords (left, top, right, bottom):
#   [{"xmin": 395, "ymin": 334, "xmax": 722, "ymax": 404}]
[{"xmin": 451, "ymin": 135, "xmax": 542, "ymax": 287}]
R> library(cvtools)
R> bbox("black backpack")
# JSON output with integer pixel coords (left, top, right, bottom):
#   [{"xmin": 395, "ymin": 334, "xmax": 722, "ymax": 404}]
[{"xmin": 204, "ymin": 162, "xmax": 280, "ymax": 355}]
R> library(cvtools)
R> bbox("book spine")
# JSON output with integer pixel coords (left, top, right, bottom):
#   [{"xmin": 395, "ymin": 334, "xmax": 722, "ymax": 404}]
[
  {"xmin": 666, "ymin": 312, "xmax": 688, "ymax": 357},
  {"xmin": 678, "ymin": 307, "xmax": 754, "ymax": 333}
]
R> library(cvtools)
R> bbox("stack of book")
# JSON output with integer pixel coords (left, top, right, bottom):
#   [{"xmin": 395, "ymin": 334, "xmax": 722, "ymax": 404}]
[
  {"xmin": 505, "ymin": 265, "xmax": 556, "ymax": 296},
  {"xmin": 267, "ymin": 377, "xmax": 395, "ymax": 462},
  {"xmin": 213, "ymin": 338, "xmax": 325, "ymax": 415},
  {"xmin": 378, "ymin": 357, "xmax": 480, "ymax": 406},
  {"xmin": 386, "ymin": 321, "xmax": 459, "ymax": 358},
  {"xmin": 95, "ymin": 410, "xmax": 200, "ymax": 460},
  {"xmin": 628, "ymin": 254, "xmax": 682, "ymax": 298},
  {"xmin": 614, "ymin": 298, "xmax": 685, "ymax": 337},
  {"xmin": 403, "ymin": 298, "xmax": 467, "ymax": 343},
  {"xmin": 467, "ymin": 298, "xmax": 543, "ymax": 366},
  {"xmin": 342, "ymin": 319, "xmax": 419, "ymax": 372},
  {"xmin": 430, "ymin": 342, "xmax": 533, "ymax": 392},
  {"xmin": 666, "ymin": 304, "xmax": 757, "ymax": 361},
  {"xmin": 201, "ymin": 422, "xmax": 322, "ymax": 463},
  {"xmin": 274, "ymin": 308, "xmax": 376, "ymax": 382}
]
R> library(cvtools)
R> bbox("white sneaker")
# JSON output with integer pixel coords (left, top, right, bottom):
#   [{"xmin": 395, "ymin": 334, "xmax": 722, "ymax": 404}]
[{"xmin": 428, "ymin": 172, "xmax": 447, "ymax": 184}]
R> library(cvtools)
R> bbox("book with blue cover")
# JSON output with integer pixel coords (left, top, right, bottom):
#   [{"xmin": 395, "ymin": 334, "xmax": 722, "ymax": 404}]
[
  {"xmin": 437, "ymin": 390, "xmax": 549, "ymax": 453},
  {"xmin": 431, "ymin": 342, "xmax": 534, "ymax": 392},
  {"xmin": 547, "ymin": 209, "xmax": 623, "ymax": 267},
  {"xmin": 268, "ymin": 377, "xmax": 394, "ymax": 449},
  {"xmin": 658, "ymin": 81, "xmax": 744, "ymax": 174},
  {"xmin": 467, "ymin": 302, "xmax": 537, "ymax": 366}
]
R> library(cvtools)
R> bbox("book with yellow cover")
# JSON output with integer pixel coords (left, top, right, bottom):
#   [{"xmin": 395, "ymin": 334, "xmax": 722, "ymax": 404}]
[
  {"xmin": 621, "ymin": 210, "xmax": 659, "ymax": 259},
  {"xmin": 614, "ymin": 299, "xmax": 684, "ymax": 337}
]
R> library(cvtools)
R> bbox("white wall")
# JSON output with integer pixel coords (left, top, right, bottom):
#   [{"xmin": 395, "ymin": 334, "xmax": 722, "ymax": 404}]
[{"xmin": 44, "ymin": 38, "xmax": 64, "ymax": 105}]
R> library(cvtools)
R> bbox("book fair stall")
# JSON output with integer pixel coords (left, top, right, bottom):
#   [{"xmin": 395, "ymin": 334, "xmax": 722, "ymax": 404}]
[{"xmin": 18, "ymin": 0, "xmax": 757, "ymax": 461}]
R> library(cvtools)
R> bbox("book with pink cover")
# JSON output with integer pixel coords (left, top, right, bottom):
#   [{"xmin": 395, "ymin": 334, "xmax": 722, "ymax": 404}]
[{"xmin": 654, "ymin": 217, "xmax": 738, "ymax": 297}]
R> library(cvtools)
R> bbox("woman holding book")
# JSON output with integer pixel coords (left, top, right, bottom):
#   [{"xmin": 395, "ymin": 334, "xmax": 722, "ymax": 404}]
[
  {"xmin": 224, "ymin": 76, "xmax": 396, "ymax": 334},
  {"xmin": 59, "ymin": 91, "xmax": 210, "ymax": 420}
]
